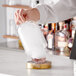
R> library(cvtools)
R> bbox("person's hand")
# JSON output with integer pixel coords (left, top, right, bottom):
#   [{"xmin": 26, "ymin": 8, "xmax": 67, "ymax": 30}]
[
  {"xmin": 15, "ymin": 8, "xmax": 40, "ymax": 25},
  {"xmin": 15, "ymin": 9, "xmax": 28, "ymax": 25}
]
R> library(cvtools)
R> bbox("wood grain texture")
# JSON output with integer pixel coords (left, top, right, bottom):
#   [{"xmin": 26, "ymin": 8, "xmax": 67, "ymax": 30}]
[
  {"xmin": 2, "ymin": 4, "xmax": 32, "ymax": 9},
  {"xmin": 3, "ymin": 35, "xmax": 19, "ymax": 39}
]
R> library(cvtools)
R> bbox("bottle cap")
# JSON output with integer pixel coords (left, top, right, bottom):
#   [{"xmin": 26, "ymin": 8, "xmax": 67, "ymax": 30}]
[
  {"xmin": 48, "ymin": 23, "xmax": 52, "ymax": 30},
  {"xmin": 56, "ymin": 23, "xmax": 59, "ymax": 30}
]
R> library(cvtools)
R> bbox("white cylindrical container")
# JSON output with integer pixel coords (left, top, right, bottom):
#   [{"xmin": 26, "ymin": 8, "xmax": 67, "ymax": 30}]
[{"xmin": 18, "ymin": 21, "xmax": 47, "ymax": 59}]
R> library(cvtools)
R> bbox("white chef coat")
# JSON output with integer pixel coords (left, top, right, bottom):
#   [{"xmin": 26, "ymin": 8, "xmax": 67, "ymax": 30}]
[{"xmin": 35, "ymin": 0, "xmax": 76, "ymax": 24}]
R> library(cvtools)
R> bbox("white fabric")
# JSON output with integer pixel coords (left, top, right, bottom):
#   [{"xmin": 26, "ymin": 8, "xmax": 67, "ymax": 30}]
[{"xmin": 36, "ymin": 0, "xmax": 76, "ymax": 24}]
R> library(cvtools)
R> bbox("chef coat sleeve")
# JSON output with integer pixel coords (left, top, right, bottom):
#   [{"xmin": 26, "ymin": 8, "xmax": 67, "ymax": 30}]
[{"xmin": 36, "ymin": 0, "xmax": 76, "ymax": 24}]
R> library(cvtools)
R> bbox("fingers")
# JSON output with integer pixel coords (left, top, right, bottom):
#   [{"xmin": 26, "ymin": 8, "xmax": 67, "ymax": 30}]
[
  {"xmin": 19, "ymin": 9, "xmax": 26, "ymax": 23},
  {"xmin": 17, "ymin": 10, "xmax": 23, "ymax": 25},
  {"xmin": 15, "ymin": 10, "xmax": 20, "ymax": 25},
  {"xmin": 15, "ymin": 9, "xmax": 25, "ymax": 25}
]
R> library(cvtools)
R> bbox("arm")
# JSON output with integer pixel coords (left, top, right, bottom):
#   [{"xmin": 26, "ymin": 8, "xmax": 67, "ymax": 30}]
[
  {"xmin": 36, "ymin": 0, "xmax": 76, "ymax": 24},
  {"xmin": 15, "ymin": 0, "xmax": 76, "ymax": 25}
]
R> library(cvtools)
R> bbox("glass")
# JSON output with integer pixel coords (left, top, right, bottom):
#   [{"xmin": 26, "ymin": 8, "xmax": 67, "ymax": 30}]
[{"xmin": 55, "ymin": 24, "xmax": 69, "ymax": 51}]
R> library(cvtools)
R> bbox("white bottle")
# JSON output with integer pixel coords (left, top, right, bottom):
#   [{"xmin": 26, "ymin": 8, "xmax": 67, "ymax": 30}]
[{"xmin": 18, "ymin": 21, "xmax": 47, "ymax": 59}]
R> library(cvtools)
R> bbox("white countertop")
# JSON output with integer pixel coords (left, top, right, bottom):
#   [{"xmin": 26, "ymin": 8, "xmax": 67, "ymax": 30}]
[{"xmin": 0, "ymin": 49, "xmax": 73, "ymax": 76}]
